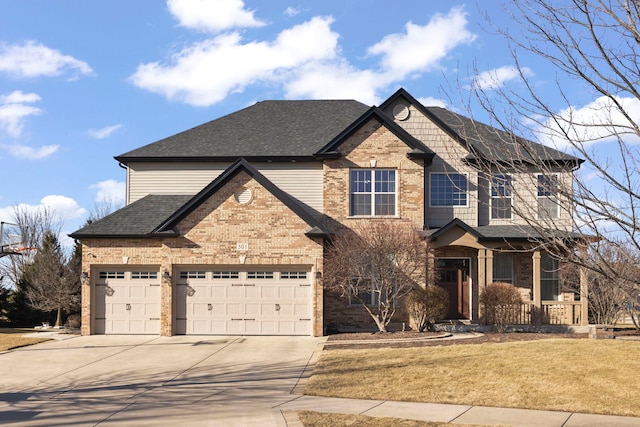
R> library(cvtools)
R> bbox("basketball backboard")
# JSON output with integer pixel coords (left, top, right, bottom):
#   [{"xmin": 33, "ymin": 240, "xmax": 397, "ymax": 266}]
[{"xmin": 0, "ymin": 222, "xmax": 25, "ymax": 258}]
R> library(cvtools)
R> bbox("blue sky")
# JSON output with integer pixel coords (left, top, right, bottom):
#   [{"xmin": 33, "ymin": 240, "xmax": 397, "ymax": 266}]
[{"xmin": 0, "ymin": 1, "xmax": 597, "ymax": 243}]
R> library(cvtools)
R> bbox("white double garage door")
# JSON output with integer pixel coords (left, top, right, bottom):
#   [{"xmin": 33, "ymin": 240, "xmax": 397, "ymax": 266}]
[{"xmin": 94, "ymin": 267, "xmax": 312, "ymax": 335}]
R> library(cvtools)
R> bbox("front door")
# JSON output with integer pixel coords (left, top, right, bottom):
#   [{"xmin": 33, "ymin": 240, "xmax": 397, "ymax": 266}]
[{"xmin": 437, "ymin": 258, "xmax": 471, "ymax": 319}]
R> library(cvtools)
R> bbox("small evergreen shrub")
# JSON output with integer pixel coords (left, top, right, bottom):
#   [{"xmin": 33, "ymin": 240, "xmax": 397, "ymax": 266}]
[
  {"xmin": 480, "ymin": 282, "xmax": 523, "ymax": 332},
  {"xmin": 405, "ymin": 286, "xmax": 449, "ymax": 331}
]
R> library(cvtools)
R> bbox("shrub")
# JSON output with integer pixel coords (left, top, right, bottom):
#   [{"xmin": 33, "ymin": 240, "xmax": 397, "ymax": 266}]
[
  {"xmin": 405, "ymin": 286, "xmax": 449, "ymax": 332},
  {"xmin": 66, "ymin": 313, "xmax": 81, "ymax": 329},
  {"xmin": 480, "ymin": 282, "xmax": 523, "ymax": 332}
]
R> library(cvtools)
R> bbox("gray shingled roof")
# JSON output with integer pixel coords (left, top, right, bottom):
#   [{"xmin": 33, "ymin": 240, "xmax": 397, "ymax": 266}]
[
  {"xmin": 116, "ymin": 90, "xmax": 580, "ymax": 165},
  {"xmin": 116, "ymin": 100, "xmax": 370, "ymax": 161},
  {"xmin": 378, "ymin": 88, "xmax": 581, "ymax": 165},
  {"xmin": 69, "ymin": 195, "xmax": 193, "ymax": 238},
  {"xmin": 425, "ymin": 106, "xmax": 581, "ymax": 165},
  {"xmin": 424, "ymin": 219, "xmax": 581, "ymax": 242}
]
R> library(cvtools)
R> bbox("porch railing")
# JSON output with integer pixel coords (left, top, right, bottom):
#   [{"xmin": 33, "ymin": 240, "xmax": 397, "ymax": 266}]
[{"xmin": 512, "ymin": 301, "xmax": 583, "ymax": 325}]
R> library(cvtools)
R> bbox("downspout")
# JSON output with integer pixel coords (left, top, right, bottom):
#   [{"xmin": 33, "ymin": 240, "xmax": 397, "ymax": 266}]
[{"xmin": 118, "ymin": 162, "xmax": 129, "ymax": 205}]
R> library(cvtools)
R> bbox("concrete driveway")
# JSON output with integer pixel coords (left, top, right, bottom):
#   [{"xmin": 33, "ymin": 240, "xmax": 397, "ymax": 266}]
[{"xmin": 0, "ymin": 334, "xmax": 324, "ymax": 426}]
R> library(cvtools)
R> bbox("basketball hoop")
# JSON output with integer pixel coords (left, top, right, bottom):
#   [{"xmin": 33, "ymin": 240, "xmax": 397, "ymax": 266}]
[
  {"xmin": 0, "ymin": 244, "xmax": 35, "ymax": 258},
  {"xmin": 0, "ymin": 222, "xmax": 33, "ymax": 258}
]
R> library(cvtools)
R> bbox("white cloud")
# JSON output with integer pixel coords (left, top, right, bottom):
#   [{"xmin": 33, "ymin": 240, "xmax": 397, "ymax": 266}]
[
  {"xmin": 167, "ymin": 0, "xmax": 265, "ymax": 33},
  {"xmin": 538, "ymin": 96, "xmax": 640, "ymax": 150},
  {"xmin": 89, "ymin": 179, "xmax": 126, "ymax": 205},
  {"xmin": 417, "ymin": 96, "xmax": 447, "ymax": 108},
  {"xmin": 284, "ymin": 7, "xmax": 301, "ymax": 17},
  {"xmin": 88, "ymin": 124, "xmax": 122, "ymax": 139},
  {"xmin": 5, "ymin": 144, "xmax": 58, "ymax": 159},
  {"xmin": 0, "ymin": 41, "xmax": 92, "ymax": 79},
  {"xmin": 469, "ymin": 65, "xmax": 533, "ymax": 91},
  {"xmin": 0, "ymin": 91, "xmax": 41, "ymax": 104},
  {"xmin": 131, "ymin": 7, "xmax": 476, "ymax": 106},
  {"xmin": 284, "ymin": 61, "xmax": 380, "ymax": 104},
  {"xmin": 0, "ymin": 90, "xmax": 42, "ymax": 137},
  {"xmin": 368, "ymin": 7, "xmax": 476, "ymax": 81},
  {"xmin": 40, "ymin": 195, "xmax": 86, "ymax": 220},
  {"xmin": 130, "ymin": 16, "xmax": 339, "ymax": 106},
  {"xmin": 0, "ymin": 195, "xmax": 86, "ymax": 224}
]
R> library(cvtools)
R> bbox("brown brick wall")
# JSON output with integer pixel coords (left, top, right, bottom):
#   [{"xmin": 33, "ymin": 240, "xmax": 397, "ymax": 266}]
[
  {"xmin": 321, "ymin": 119, "xmax": 425, "ymax": 331},
  {"xmin": 80, "ymin": 171, "xmax": 325, "ymax": 336}
]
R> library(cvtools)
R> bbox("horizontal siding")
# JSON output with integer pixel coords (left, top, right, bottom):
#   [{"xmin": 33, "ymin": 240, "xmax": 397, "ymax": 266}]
[
  {"xmin": 127, "ymin": 162, "xmax": 323, "ymax": 213},
  {"xmin": 257, "ymin": 163, "xmax": 323, "ymax": 214}
]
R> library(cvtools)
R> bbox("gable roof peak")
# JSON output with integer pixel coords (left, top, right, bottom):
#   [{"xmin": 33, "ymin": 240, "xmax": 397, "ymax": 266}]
[
  {"xmin": 314, "ymin": 105, "xmax": 434, "ymax": 163},
  {"xmin": 153, "ymin": 157, "xmax": 328, "ymax": 237}
]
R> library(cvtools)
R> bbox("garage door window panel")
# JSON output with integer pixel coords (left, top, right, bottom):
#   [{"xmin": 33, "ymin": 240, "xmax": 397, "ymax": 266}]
[
  {"xmin": 212, "ymin": 271, "xmax": 239, "ymax": 279},
  {"xmin": 280, "ymin": 271, "xmax": 308, "ymax": 279},
  {"xmin": 248, "ymin": 271, "xmax": 274, "ymax": 279},
  {"xmin": 100, "ymin": 271, "xmax": 125, "ymax": 279},
  {"xmin": 132, "ymin": 271, "xmax": 158, "ymax": 279},
  {"xmin": 180, "ymin": 271, "xmax": 207, "ymax": 279}
]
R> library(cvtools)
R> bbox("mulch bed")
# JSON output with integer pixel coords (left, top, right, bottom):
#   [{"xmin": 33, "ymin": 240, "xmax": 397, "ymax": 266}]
[{"xmin": 324, "ymin": 330, "xmax": 593, "ymax": 349}]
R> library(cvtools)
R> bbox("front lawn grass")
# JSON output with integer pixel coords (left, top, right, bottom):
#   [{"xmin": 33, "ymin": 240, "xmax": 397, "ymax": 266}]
[
  {"xmin": 298, "ymin": 411, "xmax": 491, "ymax": 427},
  {"xmin": 305, "ymin": 338, "xmax": 640, "ymax": 417},
  {"xmin": 0, "ymin": 328, "xmax": 51, "ymax": 351}
]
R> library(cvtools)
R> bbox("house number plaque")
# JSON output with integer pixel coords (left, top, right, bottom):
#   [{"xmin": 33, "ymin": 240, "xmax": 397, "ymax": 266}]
[{"xmin": 237, "ymin": 242, "xmax": 249, "ymax": 251}]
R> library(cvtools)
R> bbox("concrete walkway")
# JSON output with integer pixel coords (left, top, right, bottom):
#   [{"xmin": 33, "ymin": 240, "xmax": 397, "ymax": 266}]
[
  {"xmin": 277, "ymin": 395, "xmax": 640, "ymax": 426},
  {"xmin": 0, "ymin": 333, "xmax": 638, "ymax": 426}
]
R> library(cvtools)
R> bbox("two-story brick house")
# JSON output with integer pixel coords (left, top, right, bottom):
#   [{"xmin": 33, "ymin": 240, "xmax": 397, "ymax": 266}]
[{"xmin": 71, "ymin": 88, "xmax": 586, "ymax": 336}]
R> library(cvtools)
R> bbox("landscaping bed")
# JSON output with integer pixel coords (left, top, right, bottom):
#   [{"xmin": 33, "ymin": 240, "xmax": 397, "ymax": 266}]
[{"xmin": 325, "ymin": 330, "xmax": 589, "ymax": 349}]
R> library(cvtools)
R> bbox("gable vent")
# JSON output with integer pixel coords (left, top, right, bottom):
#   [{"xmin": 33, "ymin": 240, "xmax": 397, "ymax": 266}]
[
  {"xmin": 235, "ymin": 187, "xmax": 252, "ymax": 205},
  {"xmin": 392, "ymin": 103, "xmax": 410, "ymax": 121}
]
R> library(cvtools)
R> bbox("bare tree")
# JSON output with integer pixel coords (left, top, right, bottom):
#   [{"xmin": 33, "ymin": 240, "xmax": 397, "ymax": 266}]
[
  {"xmin": 449, "ymin": 0, "xmax": 640, "ymax": 313},
  {"xmin": 562, "ymin": 240, "xmax": 640, "ymax": 325},
  {"xmin": 324, "ymin": 221, "xmax": 428, "ymax": 332},
  {"xmin": 0, "ymin": 206, "xmax": 62, "ymax": 290},
  {"xmin": 23, "ymin": 231, "xmax": 79, "ymax": 327},
  {"xmin": 87, "ymin": 196, "xmax": 123, "ymax": 223}
]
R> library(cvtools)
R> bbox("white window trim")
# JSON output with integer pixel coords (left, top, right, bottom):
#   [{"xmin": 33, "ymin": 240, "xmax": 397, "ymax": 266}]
[
  {"xmin": 536, "ymin": 174, "xmax": 560, "ymax": 219},
  {"xmin": 348, "ymin": 168, "xmax": 399, "ymax": 217},
  {"xmin": 429, "ymin": 172, "xmax": 469, "ymax": 208}
]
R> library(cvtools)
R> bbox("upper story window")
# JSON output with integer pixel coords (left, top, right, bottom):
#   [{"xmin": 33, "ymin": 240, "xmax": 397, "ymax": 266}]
[
  {"xmin": 537, "ymin": 174, "xmax": 559, "ymax": 219},
  {"xmin": 350, "ymin": 169, "xmax": 396, "ymax": 216},
  {"xmin": 430, "ymin": 173, "xmax": 468, "ymax": 207},
  {"xmin": 491, "ymin": 175, "xmax": 512, "ymax": 219}
]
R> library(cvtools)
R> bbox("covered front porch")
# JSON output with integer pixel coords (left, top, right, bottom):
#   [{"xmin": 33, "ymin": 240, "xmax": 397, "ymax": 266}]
[{"xmin": 426, "ymin": 219, "xmax": 589, "ymax": 326}]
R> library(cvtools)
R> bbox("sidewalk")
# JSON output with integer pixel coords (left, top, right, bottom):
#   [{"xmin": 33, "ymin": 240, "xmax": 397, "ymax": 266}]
[{"xmin": 276, "ymin": 395, "xmax": 640, "ymax": 426}]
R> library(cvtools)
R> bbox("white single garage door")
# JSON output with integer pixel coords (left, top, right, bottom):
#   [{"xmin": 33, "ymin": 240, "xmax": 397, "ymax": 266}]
[
  {"xmin": 94, "ymin": 270, "xmax": 161, "ymax": 334},
  {"xmin": 174, "ymin": 268, "xmax": 312, "ymax": 335}
]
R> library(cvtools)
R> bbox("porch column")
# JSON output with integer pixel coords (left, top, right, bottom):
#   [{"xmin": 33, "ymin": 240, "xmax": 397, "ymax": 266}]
[
  {"xmin": 532, "ymin": 251, "xmax": 542, "ymax": 323},
  {"xmin": 486, "ymin": 250, "xmax": 493, "ymax": 287},
  {"xmin": 579, "ymin": 266, "xmax": 589, "ymax": 326},
  {"xmin": 478, "ymin": 249, "xmax": 486, "ymax": 290},
  {"xmin": 426, "ymin": 250, "xmax": 436, "ymax": 288}
]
